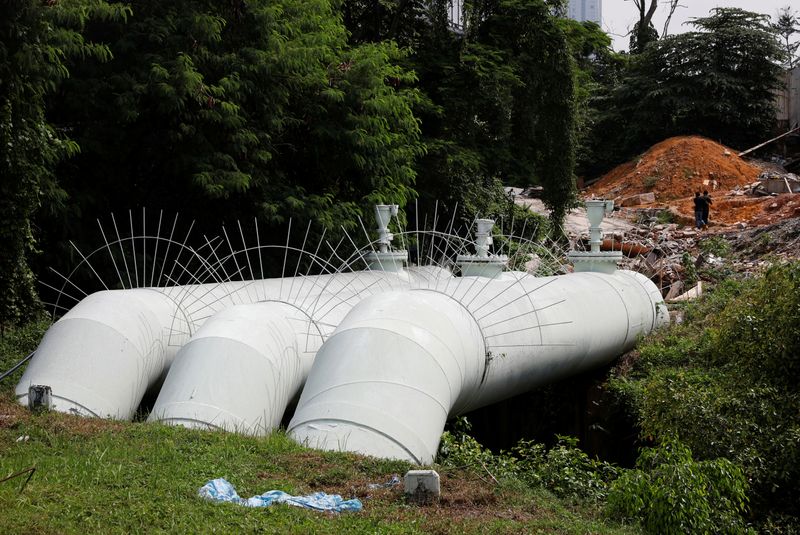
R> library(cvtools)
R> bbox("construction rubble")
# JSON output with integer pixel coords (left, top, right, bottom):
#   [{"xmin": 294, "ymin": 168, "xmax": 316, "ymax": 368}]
[{"xmin": 520, "ymin": 135, "xmax": 800, "ymax": 302}]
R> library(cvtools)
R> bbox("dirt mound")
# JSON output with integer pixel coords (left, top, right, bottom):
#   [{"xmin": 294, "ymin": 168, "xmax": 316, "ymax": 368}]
[{"xmin": 587, "ymin": 136, "xmax": 760, "ymax": 203}]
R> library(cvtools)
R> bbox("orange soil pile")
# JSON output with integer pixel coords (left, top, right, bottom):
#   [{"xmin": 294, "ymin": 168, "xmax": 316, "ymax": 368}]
[
  {"xmin": 587, "ymin": 136, "xmax": 760, "ymax": 203},
  {"xmin": 586, "ymin": 135, "xmax": 800, "ymax": 227}
]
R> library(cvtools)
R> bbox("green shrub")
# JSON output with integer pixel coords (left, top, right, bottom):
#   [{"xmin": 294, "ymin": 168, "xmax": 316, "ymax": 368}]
[
  {"xmin": 438, "ymin": 420, "xmax": 618, "ymax": 502},
  {"xmin": 680, "ymin": 252, "xmax": 698, "ymax": 287},
  {"xmin": 513, "ymin": 435, "xmax": 619, "ymax": 501},
  {"xmin": 710, "ymin": 262, "xmax": 800, "ymax": 386},
  {"xmin": 607, "ymin": 437, "xmax": 751, "ymax": 534},
  {"xmin": 699, "ymin": 236, "xmax": 731, "ymax": 257},
  {"xmin": 642, "ymin": 175, "xmax": 658, "ymax": 189},
  {"xmin": 655, "ymin": 210, "xmax": 674, "ymax": 224},
  {"xmin": 437, "ymin": 417, "xmax": 519, "ymax": 480},
  {"xmin": 0, "ymin": 318, "xmax": 50, "ymax": 390},
  {"xmin": 610, "ymin": 262, "xmax": 800, "ymax": 526}
]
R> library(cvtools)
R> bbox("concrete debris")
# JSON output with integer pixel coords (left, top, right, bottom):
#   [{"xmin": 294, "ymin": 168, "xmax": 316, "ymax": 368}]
[
  {"xmin": 664, "ymin": 280, "xmax": 685, "ymax": 301},
  {"xmin": 758, "ymin": 171, "xmax": 800, "ymax": 194},
  {"xmin": 670, "ymin": 281, "xmax": 703, "ymax": 302},
  {"xmin": 516, "ymin": 186, "xmax": 799, "ymax": 308},
  {"xmin": 620, "ymin": 192, "xmax": 656, "ymax": 207},
  {"xmin": 512, "ymin": 135, "xmax": 800, "ymax": 311},
  {"xmin": 405, "ymin": 470, "xmax": 441, "ymax": 504}
]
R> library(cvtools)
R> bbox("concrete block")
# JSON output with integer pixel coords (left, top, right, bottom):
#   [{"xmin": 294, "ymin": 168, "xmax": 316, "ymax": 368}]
[{"xmin": 404, "ymin": 470, "xmax": 440, "ymax": 503}]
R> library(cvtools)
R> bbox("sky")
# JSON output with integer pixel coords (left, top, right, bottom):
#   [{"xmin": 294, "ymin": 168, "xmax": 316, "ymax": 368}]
[{"xmin": 602, "ymin": 0, "xmax": 795, "ymax": 51}]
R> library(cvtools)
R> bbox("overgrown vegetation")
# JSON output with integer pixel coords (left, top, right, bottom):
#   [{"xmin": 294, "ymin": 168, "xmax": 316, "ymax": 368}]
[
  {"xmin": 0, "ymin": 0, "xmax": 129, "ymax": 326},
  {"xmin": 437, "ymin": 417, "xmax": 752, "ymax": 534},
  {"xmin": 607, "ymin": 438, "xmax": 750, "ymax": 535},
  {"xmin": 1, "ymin": 0, "xmax": 582, "ymax": 321},
  {"xmin": 610, "ymin": 261, "xmax": 800, "ymax": 531}
]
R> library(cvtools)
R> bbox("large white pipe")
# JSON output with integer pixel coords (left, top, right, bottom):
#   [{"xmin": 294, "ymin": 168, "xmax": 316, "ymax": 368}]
[
  {"xmin": 289, "ymin": 270, "xmax": 668, "ymax": 464},
  {"xmin": 288, "ymin": 291, "xmax": 485, "ymax": 463},
  {"xmin": 147, "ymin": 301, "xmax": 318, "ymax": 433},
  {"xmin": 15, "ymin": 270, "xmax": 415, "ymax": 419},
  {"xmin": 146, "ymin": 267, "xmax": 452, "ymax": 432},
  {"xmin": 459, "ymin": 269, "xmax": 667, "ymax": 411},
  {"xmin": 15, "ymin": 289, "xmax": 186, "ymax": 419}
]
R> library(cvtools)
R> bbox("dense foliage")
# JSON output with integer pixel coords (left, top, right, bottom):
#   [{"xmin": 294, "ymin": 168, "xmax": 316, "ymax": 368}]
[
  {"xmin": 608, "ymin": 438, "xmax": 749, "ymax": 535},
  {"xmin": 44, "ymin": 0, "xmax": 425, "ymax": 254},
  {"xmin": 1, "ymin": 0, "xmax": 583, "ymax": 318},
  {"xmin": 589, "ymin": 8, "xmax": 784, "ymax": 173},
  {"xmin": 438, "ymin": 418, "xmax": 620, "ymax": 502},
  {"xmin": 0, "ymin": 0, "xmax": 128, "ymax": 326},
  {"xmin": 557, "ymin": 19, "xmax": 626, "ymax": 178},
  {"xmin": 340, "ymin": 0, "xmax": 578, "ymax": 224},
  {"xmin": 610, "ymin": 262, "xmax": 800, "ymax": 530},
  {"xmin": 438, "ymin": 418, "xmax": 751, "ymax": 533}
]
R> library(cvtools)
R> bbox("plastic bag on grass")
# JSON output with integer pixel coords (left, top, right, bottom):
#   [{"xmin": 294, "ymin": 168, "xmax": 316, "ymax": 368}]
[{"xmin": 199, "ymin": 478, "xmax": 363, "ymax": 513}]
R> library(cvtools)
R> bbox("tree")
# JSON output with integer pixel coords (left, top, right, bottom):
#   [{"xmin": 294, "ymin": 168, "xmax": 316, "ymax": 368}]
[
  {"xmin": 772, "ymin": 6, "xmax": 799, "ymax": 68},
  {"xmin": 598, "ymin": 8, "xmax": 784, "ymax": 163},
  {"xmin": 628, "ymin": 0, "xmax": 658, "ymax": 53},
  {"xmin": 627, "ymin": 0, "xmax": 685, "ymax": 53},
  {"xmin": 557, "ymin": 19, "xmax": 627, "ymax": 178},
  {"xmin": 661, "ymin": 0, "xmax": 683, "ymax": 38},
  {"xmin": 340, "ymin": 0, "xmax": 578, "ymax": 228},
  {"xmin": 0, "ymin": 0, "xmax": 128, "ymax": 327},
  {"xmin": 39, "ymin": 0, "xmax": 424, "ymax": 279}
]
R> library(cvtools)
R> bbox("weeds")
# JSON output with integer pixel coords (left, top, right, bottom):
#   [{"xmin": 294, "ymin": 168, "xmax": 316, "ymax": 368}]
[{"xmin": 642, "ymin": 175, "xmax": 658, "ymax": 189}]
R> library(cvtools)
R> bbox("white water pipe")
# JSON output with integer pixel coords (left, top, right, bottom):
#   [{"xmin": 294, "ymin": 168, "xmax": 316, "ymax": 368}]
[
  {"xmin": 146, "ymin": 267, "xmax": 452, "ymax": 433},
  {"xmin": 15, "ymin": 268, "xmax": 416, "ymax": 420},
  {"xmin": 288, "ymin": 291, "xmax": 485, "ymax": 463},
  {"xmin": 14, "ymin": 289, "xmax": 186, "ymax": 419},
  {"xmin": 17, "ymin": 205, "xmax": 412, "ymax": 419},
  {"xmin": 289, "ymin": 269, "xmax": 667, "ymax": 464},
  {"xmin": 146, "ymin": 301, "xmax": 316, "ymax": 433}
]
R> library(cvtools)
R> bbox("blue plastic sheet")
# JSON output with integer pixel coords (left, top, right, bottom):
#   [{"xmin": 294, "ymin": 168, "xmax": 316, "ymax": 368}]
[{"xmin": 198, "ymin": 478, "xmax": 363, "ymax": 513}]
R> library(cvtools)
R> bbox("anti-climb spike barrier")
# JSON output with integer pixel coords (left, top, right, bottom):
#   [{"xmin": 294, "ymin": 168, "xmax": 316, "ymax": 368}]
[{"xmin": 16, "ymin": 203, "xmax": 666, "ymax": 463}]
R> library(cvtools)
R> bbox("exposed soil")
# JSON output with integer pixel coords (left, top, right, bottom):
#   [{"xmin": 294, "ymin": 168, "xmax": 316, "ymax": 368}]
[
  {"xmin": 586, "ymin": 135, "xmax": 800, "ymax": 228},
  {"xmin": 518, "ymin": 134, "xmax": 800, "ymax": 300},
  {"xmin": 588, "ymin": 136, "xmax": 760, "ymax": 203}
]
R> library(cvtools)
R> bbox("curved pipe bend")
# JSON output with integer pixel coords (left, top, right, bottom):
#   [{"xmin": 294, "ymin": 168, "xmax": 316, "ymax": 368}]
[
  {"xmin": 148, "ymin": 301, "xmax": 324, "ymax": 434},
  {"xmin": 288, "ymin": 291, "xmax": 485, "ymax": 464}
]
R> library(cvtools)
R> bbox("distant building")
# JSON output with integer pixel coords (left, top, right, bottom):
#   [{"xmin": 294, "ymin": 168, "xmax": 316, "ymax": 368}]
[
  {"xmin": 776, "ymin": 65, "xmax": 800, "ymax": 130},
  {"xmin": 567, "ymin": 0, "xmax": 602, "ymax": 25},
  {"xmin": 448, "ymin": 0, "xmax": 464, "ymax": 33}
]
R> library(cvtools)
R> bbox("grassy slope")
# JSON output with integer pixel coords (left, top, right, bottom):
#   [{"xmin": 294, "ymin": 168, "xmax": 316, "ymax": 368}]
[{"xmin": 0, "ymin": 322, "xmax": 637, "ymax": 534}]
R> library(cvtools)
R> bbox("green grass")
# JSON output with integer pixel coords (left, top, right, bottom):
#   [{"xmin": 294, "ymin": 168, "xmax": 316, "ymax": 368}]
[
  {"xmin": 0, "ymin": 322, "xmax": 639, "ymax": 534},
  {"xmin": 0, "ymin": 398, "xmax": 639, "ymax": 534}
]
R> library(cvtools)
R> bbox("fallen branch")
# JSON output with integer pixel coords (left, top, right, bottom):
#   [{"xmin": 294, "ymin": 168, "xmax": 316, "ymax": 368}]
[{"xmin": 479, "ymin": 459, "xmax": 499, "ymax": 485}]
